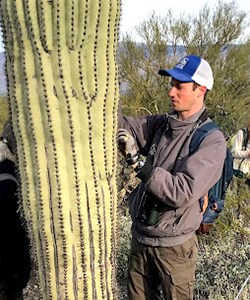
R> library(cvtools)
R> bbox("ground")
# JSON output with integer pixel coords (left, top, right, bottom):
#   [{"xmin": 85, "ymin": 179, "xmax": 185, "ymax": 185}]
[{"xmin": 23, "ymin": 276, "xmax": 40, "ymax": 300}]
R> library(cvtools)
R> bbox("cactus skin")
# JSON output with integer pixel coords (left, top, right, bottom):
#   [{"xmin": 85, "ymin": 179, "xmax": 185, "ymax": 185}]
[{"xmin": 0, "ymin": 0, "xmax": 120, "ymax": 299}]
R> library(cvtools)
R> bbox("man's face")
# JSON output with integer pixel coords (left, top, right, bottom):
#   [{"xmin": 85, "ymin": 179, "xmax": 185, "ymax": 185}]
[{"xmin": 168, "ymin": 78, "xmax": 205, "ymax": 118}]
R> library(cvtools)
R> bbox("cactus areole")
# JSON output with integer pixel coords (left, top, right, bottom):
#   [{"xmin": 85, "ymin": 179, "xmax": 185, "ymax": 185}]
[{"xmin": 0, "ymin": 1, "xmax": 121, "ymax": 299}]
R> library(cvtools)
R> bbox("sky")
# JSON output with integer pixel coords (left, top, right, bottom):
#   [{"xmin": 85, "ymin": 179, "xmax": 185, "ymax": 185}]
[
  {"xmin": 0, "ymin": 0, "xmax": 249, "ymax": 51},
  {"xmin": 120, "ymin": 0, "xmax": 250, "ymax": 40}
]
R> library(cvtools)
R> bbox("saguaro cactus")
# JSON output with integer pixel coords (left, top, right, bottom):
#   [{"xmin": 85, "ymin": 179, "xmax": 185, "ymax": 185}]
[{"xmin": 0, "ymin": 0, "xmax": 120, "ymax": 299}]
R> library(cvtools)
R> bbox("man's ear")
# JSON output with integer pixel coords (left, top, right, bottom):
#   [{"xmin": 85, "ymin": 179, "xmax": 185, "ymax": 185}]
[{"xmin": 198, "ymin": 85, "xmax": 207, "ymax": 97}]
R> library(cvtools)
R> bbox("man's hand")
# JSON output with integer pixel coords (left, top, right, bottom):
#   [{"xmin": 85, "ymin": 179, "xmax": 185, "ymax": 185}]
[{"xmin": 117, "ymin": 128, "xmax": 138, "ymax": 165}]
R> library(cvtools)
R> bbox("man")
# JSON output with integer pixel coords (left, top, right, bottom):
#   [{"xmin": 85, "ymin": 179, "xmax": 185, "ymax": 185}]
[
  {"xmin": 118, "ymin": 55, "xmax": 226, "ymax": 299},
  {"xmin": 0, "ymin": 121, "xmax": 31, "ymax": 300}
]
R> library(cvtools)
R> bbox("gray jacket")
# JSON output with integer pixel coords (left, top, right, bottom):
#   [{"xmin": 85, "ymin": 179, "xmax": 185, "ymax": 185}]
[{"xmin": 119, "ymin": 108, "xmax": 227, "ymax": 247}]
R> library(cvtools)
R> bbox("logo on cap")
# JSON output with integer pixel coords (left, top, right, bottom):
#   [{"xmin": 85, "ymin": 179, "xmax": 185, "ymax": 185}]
[{"xmin": 175, "ymin": 58, "xmax": 189, "ymax": 70}]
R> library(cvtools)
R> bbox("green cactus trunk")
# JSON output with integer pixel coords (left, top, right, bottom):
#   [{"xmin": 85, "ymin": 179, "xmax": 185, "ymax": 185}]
[{"xmin": 0, "ymin": 1, "xmax": 120, "ymax": 299}]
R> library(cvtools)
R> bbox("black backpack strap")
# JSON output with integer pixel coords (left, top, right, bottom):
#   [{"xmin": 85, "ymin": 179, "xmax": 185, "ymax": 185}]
[
  {"xmin": 242, "ymin": 128, "xmax": 248, "ymax": 150},
  {"xmin": 197, "ymin": 109, "xmax": 209, "ymax": 123}
]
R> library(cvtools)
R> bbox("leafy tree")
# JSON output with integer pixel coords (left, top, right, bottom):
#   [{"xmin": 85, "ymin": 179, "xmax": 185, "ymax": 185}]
[{"xmin": 118, "ymin": 0, "xmax": 250, "ymax": 135}]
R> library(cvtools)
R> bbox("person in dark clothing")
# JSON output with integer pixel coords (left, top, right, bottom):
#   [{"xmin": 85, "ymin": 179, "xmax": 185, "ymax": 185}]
[{"xmin": 0, "ymin": 121, "xmax": 31, "ymax": 300}]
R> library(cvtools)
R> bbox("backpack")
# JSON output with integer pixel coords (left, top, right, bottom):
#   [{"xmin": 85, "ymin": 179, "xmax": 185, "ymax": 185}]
[{"xmin": 189, "ymin": 122, "xmax": 234, "ymax": 234}]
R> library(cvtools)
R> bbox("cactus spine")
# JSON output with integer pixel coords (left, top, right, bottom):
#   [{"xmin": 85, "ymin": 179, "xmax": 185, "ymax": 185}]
[{"xmin": 0, "ymin": 0, "xmax": 121, "ymax": 299}]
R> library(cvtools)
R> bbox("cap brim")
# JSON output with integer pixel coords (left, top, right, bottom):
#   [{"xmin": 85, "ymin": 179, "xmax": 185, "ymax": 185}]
[{"xmin": 158, "ymin": 68, "xmax": 193, "ymax": 83}]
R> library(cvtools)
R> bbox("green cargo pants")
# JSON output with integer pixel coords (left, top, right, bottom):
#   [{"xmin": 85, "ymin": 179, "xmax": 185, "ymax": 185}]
[{"xmin": 127, "ymin": 236, "xmax": 198, "ymax": 300}]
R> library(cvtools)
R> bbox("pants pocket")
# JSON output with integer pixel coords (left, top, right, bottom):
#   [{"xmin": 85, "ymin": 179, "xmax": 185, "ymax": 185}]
[{"xmin": 170, "ymin": 268, "xmax": 195, "ymax": 286}]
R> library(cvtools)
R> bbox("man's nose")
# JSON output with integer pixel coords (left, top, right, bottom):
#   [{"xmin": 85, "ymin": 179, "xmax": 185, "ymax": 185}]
[{"xmin": 168, "ymin": 86, "xmax": 176, "ymax": 97}]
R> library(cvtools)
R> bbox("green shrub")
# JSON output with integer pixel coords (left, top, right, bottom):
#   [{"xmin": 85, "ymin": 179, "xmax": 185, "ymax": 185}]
[
  {"xmin": 116, "ymin": 214, "xmax": 132, "ymax": 284},
  {"xmin": 0, "ymin": 96, "xmax": 8, "ymax": 131},
  {"xmin": 196, "ymin": 232, "xmax": 249, "ymax": 299}
]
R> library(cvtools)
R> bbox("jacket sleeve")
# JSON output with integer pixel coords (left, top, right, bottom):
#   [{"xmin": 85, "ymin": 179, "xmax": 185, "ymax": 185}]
[
  {"xmin": 118, "ymin": 109, "xmax": 166, "ymax": 155},
  {"xmin": 232, "ymin": 129, "xmax": 249, "ymax": 159},
  {"xmin": 137, "ymin": 129, "xmax": 227, "ymax": 209}
]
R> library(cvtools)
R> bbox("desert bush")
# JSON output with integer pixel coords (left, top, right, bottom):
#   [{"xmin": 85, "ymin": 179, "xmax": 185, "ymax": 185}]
[
  {"xmin": 116, "ymin": 214, "xmax": 132, "ymax": 284},
  {"xmin": 195, "ymin": 231, "xmax": 249, "ymax": 299},
  {"xmin": 0, "ymin": 96, "xmax": 8, "ymax": 131}
]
